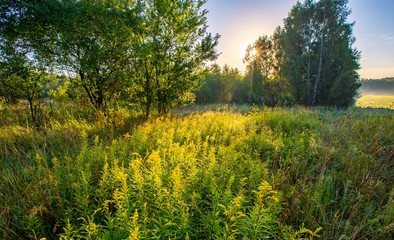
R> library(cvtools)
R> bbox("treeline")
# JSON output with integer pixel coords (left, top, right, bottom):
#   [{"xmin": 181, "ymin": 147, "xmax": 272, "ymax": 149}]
[
  {"xmin": 0, "ymin": 0, "xmax": 361, "ymax": 127},
  {"xmin": 195, "ymin": 64, "xmax": 291, "ymax": 106},
  {"xmin": 360, "ymin": 78, "xmax": 394, "ymax": 95},
  {"xmin": 0, "ymin": 0, "xmax": 219, "ymax": 126},
  {"xmin": 197, "ymin": 0, "xmax": 360, "ymax": 107}
]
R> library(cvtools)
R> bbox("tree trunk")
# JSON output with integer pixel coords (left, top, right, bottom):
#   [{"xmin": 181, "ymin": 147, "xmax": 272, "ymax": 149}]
[
  {"xmin": 306, "ymin": 19, "xmax": 313, "ymax": 105},
  {"xmin": 144, "ymin": 78, "xmax": 151, "ymax": 119},
  {"xmin": 28, "ymin": 98, "xmax": 36, "ymax": 126},
  {"xmin": 313, "ymin": 7, "xmax": 326, "ymax": 104}
]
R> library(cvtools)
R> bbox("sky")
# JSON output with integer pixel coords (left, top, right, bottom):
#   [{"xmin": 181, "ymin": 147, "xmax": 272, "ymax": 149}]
[{"xmin": 204, "ymin": 0, "xmax": 394, "ymax": 79}]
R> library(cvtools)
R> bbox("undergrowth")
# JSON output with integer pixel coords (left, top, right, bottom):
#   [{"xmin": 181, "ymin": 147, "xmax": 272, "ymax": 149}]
[{"xmin": 0, "ymin": 105, "xmax": 392, "ymax": 239}]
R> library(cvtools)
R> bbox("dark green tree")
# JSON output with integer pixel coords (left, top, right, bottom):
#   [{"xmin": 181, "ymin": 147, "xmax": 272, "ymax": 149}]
[
  {"xmin": 0, "ymin": 0, "xmax": 142, "ymax": 113},
  {"xmin": 131, "ymin": 0, "xmax": 219, "ymax": 117},
  {"xmin": 280, "ymin": 0, "xmax": 360, "ymax": 107},
  {"xmin": 195, "ymin": 64, "xmax": 221, "ymax": 104}
]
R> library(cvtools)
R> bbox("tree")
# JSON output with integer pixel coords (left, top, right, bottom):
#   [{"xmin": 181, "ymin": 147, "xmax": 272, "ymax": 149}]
[
  {"xmin": 130, "ymin": 0, "xmax": 219, "ymax": 117},
  {"xmin": 220, "ymin": 65, "xmax": 241, "ymax": 103},
  {"xmin": 0, "ymin": 0, "xmax": 142, "ymax": 113},
  {"xmin": 0, "ymin": 45, "xmax": 50, "ymax": 127},
  {"xmin": 195, "ymin": 64, "xmax": 242, "ymax": 104},
  {"xmin": 280, "ymin": 0, "xmax": 360, "ymax": 107},
  {"xmin": 243, "ymin": 33, "xmax": 290, "ymax": 106},
  {"xmin": 1, "ymin": 0, "xmax": 219, "ymax": 116},
  {"xmin": 195, "ymin": 64, "xmax": 221, "ymax": 104},
  {"xmin": 244, "ymin": 36, "xmax": 273, "ymax": 104}
]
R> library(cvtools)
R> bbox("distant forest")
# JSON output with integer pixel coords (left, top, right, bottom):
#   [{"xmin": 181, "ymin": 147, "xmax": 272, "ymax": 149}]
[{"xmin": 360, "ymin": 77, "xmax": 394, "ymax": 95}]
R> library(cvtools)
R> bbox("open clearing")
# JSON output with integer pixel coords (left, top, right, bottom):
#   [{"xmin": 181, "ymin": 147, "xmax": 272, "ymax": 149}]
[{"xmin": 356, "ymin": 95, "xmax": 394, "ymax": 109}]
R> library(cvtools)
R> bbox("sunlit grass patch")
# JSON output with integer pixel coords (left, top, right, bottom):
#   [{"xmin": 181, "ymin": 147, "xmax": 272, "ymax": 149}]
[
  {"xmin": 0, "ymin": 107, "xmax": 392, "ymax": 239},
  {"xmin": 356, "ymin": 95, "xmax": 394, "ymax": 109}
]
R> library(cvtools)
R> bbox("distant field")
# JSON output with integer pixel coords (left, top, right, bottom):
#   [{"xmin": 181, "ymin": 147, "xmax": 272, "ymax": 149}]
[{"xmin": 356, "ymin": 95, "xmax": 394, "ymax": 109}]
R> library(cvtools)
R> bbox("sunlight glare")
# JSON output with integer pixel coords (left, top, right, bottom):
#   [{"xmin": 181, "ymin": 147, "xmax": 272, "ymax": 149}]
[{"xmin": 240, "ymin": 39, "xmax": 255, "ymax": 63}]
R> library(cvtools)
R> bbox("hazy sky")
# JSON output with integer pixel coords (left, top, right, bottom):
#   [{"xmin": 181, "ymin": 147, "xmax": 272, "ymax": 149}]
[{"xmin": 204, "ymin": 0, "xmax": 394, "ymax": 79}]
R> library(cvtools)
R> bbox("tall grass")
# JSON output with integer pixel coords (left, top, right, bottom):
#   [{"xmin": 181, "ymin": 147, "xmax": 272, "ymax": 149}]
[
  {"xmin": 0, "ymin": 105, "xmax": 392, "ymax": 239},
  {"xmin": 248, "ymin": 108, "xmax": 393, "ymax": 239}
]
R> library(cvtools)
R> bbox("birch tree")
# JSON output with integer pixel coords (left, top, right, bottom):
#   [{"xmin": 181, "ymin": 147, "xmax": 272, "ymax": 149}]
[{"xmin": 281, "ymin": 0, "xmax": 360, "ymax": 107}]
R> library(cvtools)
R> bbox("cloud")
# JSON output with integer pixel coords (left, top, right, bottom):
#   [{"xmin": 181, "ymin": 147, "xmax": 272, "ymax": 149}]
[
  {"xmin": 367, "ymin": 42, "xmax": 377, "ymax": 47},
  {"xmin": 378, "ymin": 34, "xmax": 394, "ymax": 44}
]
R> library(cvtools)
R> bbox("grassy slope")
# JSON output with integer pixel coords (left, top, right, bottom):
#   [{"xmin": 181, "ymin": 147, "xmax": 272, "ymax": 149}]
[{"xmin": 0, "ymin": 106, "xmax": 393, "ymax": 239}]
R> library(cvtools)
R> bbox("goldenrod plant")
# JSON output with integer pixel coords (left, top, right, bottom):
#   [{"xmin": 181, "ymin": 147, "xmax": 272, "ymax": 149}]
[{"xmin": 1, "ymin": 104, "xmax": 392, "ymax": 239}]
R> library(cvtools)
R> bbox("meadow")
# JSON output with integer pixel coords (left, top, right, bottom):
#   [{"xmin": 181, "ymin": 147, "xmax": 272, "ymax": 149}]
[
  {"xmin": 0, "ymin": 102, "xmax": 393, "ymax": 239},
  {"xmin": 356, "ymin": 95, "xmax": 394, "ymax": 110}
]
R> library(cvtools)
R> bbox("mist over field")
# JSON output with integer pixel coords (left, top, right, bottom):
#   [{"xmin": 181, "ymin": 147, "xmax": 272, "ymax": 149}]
[{"xmin": 359, "ymin": 78, "xmax": 394, "ymax": 96}]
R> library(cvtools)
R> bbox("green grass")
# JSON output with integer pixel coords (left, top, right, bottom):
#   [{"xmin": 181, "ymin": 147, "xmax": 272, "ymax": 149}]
[{"xmin": 0, "ymin": 105, "xmax": 393, "ymax": 239}]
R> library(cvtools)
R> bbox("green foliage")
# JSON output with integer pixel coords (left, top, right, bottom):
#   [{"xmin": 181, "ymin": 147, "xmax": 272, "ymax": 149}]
[
  {"xmin": 0, "ymin": 105, "xmax": 392, "ymax": 239},
  {"xmin": 1, "ymin": 0, "xmax": 128, "ymax": 112},
  {"xmin": 207, "ymin": 0, "xmax": 360, "ymax": 109},
  {"xmin": 130, "ymin": 0, "xmax": 220, "ymax": 117},
  {"xmin": 0, "ymin": 46, "xmax": 51, "ymax": 127},
  {"xmin": 280, "ymin": 0, "xmax": 360, "ymax": 107},
  {"xmin": 0, "ymin": 0, "xmax": 219, "ymax": 116},
  {"xmin": 243, "ymin": 33, "xmax": 291, "ymax": 106},
  {"xmin": 0, "ymin": 0, "xmax": 391, "ymax": 238},
  {"xmin": 195, "ymin": 59, "xmax": 291, "ymax": 107},
  {"xmin": 195, "ymin": 64, "xmax": 244, "ymax": 104}
]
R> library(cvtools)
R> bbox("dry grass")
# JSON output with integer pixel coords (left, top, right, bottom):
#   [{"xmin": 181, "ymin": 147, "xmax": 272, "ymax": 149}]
[{"xmin": 356, "ymin": 95, "xmax": 394, "ymax": 109}]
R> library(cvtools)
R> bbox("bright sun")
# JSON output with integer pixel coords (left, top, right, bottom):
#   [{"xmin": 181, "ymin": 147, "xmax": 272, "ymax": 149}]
[
  {"xmin": 239, "ymin": 39, "xmax": 257, "ymax": 63},
  {"xmin": 239, "ymin": 39, "xmax": 254, "ymax": 61}
]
